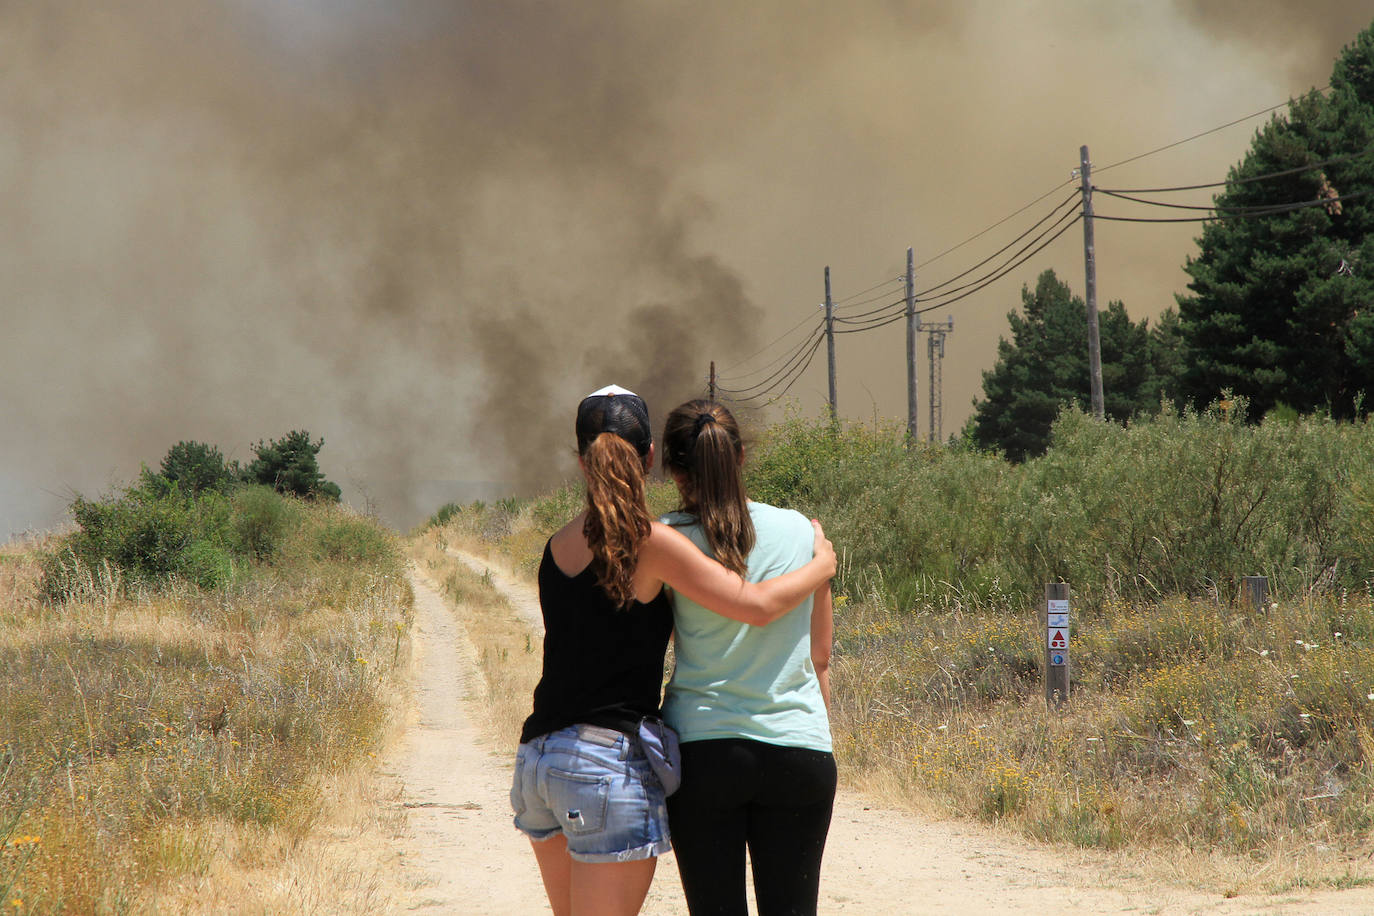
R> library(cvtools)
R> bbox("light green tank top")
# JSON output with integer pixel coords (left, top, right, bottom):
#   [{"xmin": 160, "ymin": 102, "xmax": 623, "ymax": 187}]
[{"xmin": 661, "ymin": 501, "xmax": 832, "ymax": 752}]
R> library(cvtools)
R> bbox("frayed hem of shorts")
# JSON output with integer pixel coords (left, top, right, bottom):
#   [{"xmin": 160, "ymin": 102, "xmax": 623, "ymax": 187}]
[{"xmin": 567, "ymin": 837, "xmax": 672, "ymax": 864}]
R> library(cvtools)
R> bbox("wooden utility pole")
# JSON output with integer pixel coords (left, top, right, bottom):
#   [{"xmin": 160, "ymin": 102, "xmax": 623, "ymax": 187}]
[
  {"xmin": 1079, "ymin": 145, "xmax": 1104, "ymax": 420},
  {"xmin": 708, "ymin": 360, "xmax": 716, "ymax": 401},
  {"xmin": 905, "ymin": 247, "xmax": 918, "ymax": 441},
  {"xmin": 824, "ymin": 266, "xmax": 837, "ymax": 420}
]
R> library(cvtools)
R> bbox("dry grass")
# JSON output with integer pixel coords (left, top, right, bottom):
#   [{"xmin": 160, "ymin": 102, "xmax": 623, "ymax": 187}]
[
  {"xmin": 828, "ymin": 587, "xmax": 1374, "ymax": 894},
  {"xmin": 0, "ymin": 506, "xmax": 413, "ymax": 914}
]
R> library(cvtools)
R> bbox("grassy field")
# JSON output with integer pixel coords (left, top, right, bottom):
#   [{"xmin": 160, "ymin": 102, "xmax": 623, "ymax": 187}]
[
  {"xmin": 0, "ymin": 495, "xmax": 412, "ymax": 914},
  {"xmin": 422, "ymin": 403, "xmax": 1374, "ymax": 894}
]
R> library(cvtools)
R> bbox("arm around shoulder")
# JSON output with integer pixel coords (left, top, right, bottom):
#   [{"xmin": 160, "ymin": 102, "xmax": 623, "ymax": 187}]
[{"xmin": 640, "ymin": 520, "xmax": 835, "ymax": 626}]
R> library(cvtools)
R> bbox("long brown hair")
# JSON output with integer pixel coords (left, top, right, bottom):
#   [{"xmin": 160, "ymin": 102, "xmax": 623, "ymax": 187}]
[
  {"xmin": 577, "ymin": 392, "xmax": 654, "ymax": 607},
  {"xmin": 662, "ymin": 399, "xmax": 754, "ymax": 577}
]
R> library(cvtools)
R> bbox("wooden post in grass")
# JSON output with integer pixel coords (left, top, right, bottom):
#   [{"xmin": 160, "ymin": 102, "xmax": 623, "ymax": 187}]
[
  {"xmin": 1045, "ymin": 583, "xmax": 1070, "ymax": 709},
  {"xmin": 1242, "ymin": 576, "xmax": 1268, "ymax": 612}
]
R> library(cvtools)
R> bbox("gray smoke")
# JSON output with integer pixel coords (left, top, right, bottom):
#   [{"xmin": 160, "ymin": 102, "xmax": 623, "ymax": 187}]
[{"xmin": 0, "ymin": 2, "xmax": 1364, "ymax": 536}]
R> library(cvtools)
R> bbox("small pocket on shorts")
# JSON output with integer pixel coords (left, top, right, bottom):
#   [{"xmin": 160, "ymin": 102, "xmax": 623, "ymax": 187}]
[{"xmin": 545, "ymin": 766, "xmax": 610, "ymax": 836}]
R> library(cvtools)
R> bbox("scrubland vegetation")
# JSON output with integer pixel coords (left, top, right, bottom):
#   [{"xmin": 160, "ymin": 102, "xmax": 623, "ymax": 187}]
[
  {"xmin": 1, "ymin": 475, "xmax": 409, "ymax": 913},
  {"xmin": 427, "ymin": 402, "xmax": 1374, "ymax": 891}
]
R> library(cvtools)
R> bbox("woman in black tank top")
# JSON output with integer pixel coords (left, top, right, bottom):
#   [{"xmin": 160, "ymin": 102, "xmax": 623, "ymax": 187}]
[{"xmin": 510, "ymin": 385, "xmax": 837, "ymax": 916}]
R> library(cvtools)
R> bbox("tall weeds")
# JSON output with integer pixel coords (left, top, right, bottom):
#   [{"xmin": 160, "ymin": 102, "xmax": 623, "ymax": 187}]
[{"xmin": 0, "ymin": 500, "xmax": 411, "ymax": 912}]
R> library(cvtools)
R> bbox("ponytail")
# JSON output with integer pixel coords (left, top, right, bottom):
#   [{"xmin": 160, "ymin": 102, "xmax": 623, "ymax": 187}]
[
  {"xmin": 581, "ymin": 432, "xmax": 653, "ymax": 607},
  {"xmin": 662, "ymin": 401, "xmax": 754, "ymax": 577}
]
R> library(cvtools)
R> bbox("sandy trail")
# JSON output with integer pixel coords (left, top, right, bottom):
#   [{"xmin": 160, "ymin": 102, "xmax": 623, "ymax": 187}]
[{"xmin": 390, "ymin": 555, "xmax": 1374, "ymax": 915}]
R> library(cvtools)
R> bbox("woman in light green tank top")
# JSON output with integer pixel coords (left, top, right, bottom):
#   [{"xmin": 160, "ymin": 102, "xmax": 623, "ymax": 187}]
[{"xmin": 660, "ymin": 399, "xmax": 837, "ymax": 916}]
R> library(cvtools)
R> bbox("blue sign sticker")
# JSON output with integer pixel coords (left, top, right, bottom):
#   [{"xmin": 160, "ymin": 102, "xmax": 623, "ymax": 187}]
[{"xmin": 1050, "ymin": 652, "xmax": 1067, "ymax": 667}]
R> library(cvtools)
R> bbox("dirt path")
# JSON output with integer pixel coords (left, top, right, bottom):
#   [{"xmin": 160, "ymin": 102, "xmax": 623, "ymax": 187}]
[{"xmin": 390, "ymin": 556, "xmax": 1374, "ymax": 915}]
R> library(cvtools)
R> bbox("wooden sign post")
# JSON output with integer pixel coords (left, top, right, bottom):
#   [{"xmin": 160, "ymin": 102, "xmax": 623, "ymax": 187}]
[{"xmin": 1045, "ymin": 583, "xmax": 1070, "ymax": 709}]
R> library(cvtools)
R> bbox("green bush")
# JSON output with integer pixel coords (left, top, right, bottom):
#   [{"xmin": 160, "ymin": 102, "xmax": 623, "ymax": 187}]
[
  {"xmin": 311, "ymin": 514, "xmax": 396, "ymax": 564},
  {"xmin": 742, "ymin": 404, "xmax": 1374, "ymax": 608},
  {"xmin": 230, "ymin": 486, "xmax": 302, "ymax": 562},
  {"xmin": 159, "ymin": 440, "xmax": 238, "ymax": 495}
]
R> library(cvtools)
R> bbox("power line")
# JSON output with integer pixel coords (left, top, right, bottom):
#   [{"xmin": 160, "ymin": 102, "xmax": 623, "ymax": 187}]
[
  {"xmin": 833, "ymin": 296, "xmax": 906, "ymax": 325},
  {"xmin": 913, "ymin": 192, "xmax": 1081, "ymax": 299},
  {"xmin": 915, "ymin": 214, "xmax": 1083, "ymax": 316},
  {"xmin": 833, "ymin": 275, "xmax": 904, "ymax": 305},
  {"xmin": 1096, "ymin": 148, "xmax": 1374, "ymax": 195},
  {"xmin": 716, "ymin": 325, "xmax": 826, "ymax": 396},
  {"xmin": 834, "ymin": 287, "xmax": 905, "ymax": 313},
  {"xmin": 1092, "ymin": 88, "xmax": 1329, "ymax": 176},
  {"xmin": 1094, "ymin": 188, "xmax": 1372, "ymax": 223},
  {"xmin": 914, "ymin": 178, "xmax": 1077, "ymax": 273},
  {"xmin": 720, "ymin": 334, "xmax": 827, "ymax": 407},
  {"xmin": 716, "ymin": 315, "xmax": 824, "ymax": 380},
  {"xmin": 834, "ymin": 206, "xmax": 1085, "ymax": 335}
]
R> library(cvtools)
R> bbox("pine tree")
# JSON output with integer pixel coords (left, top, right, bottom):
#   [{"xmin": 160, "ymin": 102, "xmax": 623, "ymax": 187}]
[
  {"xmin": 1178, "ymin": 20, "xmax": 1374, "ymax": 418},
  {"xmin": 970, "ymin": 270, "xmax": 1176, "ymax": 460}
]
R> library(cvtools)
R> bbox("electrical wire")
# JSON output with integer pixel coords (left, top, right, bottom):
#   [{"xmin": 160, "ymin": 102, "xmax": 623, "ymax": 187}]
[
  {"xmin": 715, "ymin": 325, "xmax": 826, "ymax": 396},
  {"xmin": 911, "ymin": 192, "xmax": 1081, "ymax": 299},
  {"xmin": 715, "ymin": 315, "xmax": 824, "ymax": 380},
  {"xmin": 1092, "ymin": 88, "xmax": 1329, "ymax": 176},
  {"xmin": 1094, "ymin": 188, "xmax": 1345, "ymax": 213},
  {"xmin": 914, "ymin": 178, "xmax": 1077, "ymax": 273},
  {"xmin": 1095, "ymin": 149, "xmax": 1373, "ymax": 195},
  {"xmin": 833, "ymin": 275, "xmax": 904, "ymax": 305},
  {"xmin": 833, "ymin": 203, "xmax": 1083, "ymax": 333},
  {"xmin": 914, "ymin": 196, "xmax": 1083, "ymax": 300},
  {"xmin": 834, "ymin": 287, "xmax": 905, "ymax": 313},
  {"xmin": 833, "ymin": 296, "xmax": 907, "ymax": 324},
  {"xmin": 720, "ymin": 334, "xmax": 827, "ymax": 406},
  {"xmin": 1094, "ymin": 189, "xmax": 1372, "ymax": 223},
  {"xmin": 914, "ymin": 213, "xmax": 1084, "ymax": 316}
]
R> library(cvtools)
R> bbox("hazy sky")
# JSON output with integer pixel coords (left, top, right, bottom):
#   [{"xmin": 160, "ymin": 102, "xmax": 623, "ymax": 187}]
[{"xmin": 2, "ymin": 2, "xmax": 1369, "ymax": 536}]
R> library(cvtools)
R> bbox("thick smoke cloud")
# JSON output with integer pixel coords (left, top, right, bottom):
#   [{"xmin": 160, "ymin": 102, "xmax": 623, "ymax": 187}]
[{"xmin": 0, "ymin": 3, "xmax": 1365, "ymax": 536}]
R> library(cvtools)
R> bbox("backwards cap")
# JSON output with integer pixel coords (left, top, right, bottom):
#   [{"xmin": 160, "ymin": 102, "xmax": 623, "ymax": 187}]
[{"xmin": 576, "ymin": 384, "xmax": 652, "ymax": 456}]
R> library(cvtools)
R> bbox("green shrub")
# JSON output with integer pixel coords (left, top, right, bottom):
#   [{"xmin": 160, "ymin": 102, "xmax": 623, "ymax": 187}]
[
  {"xmin": 311, "ymin": 514, "xmax": 396, "ymax": 564},
  {"xmin": 159, "ymin": 441, "xmax": 238, "ymax": 495},
  {"xmin": 740, "ymin": 405, "xmax": 1374, "ymax": 608},
  {"xmin": 230, "ymin": 486, "xmax": 301, "ymax": 562}
]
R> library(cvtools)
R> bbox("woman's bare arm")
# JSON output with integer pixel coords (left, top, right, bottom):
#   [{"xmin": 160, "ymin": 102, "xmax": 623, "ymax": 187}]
[
  {"xmin": 810, "ymin": 583, "xmax": 833, "ymax": 712},
  {"xmin": 639, "ymin": 519, "xmax": 834, "ymax": 626}
]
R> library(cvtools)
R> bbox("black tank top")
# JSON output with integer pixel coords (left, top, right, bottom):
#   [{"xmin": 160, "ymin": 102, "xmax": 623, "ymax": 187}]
[{"xmin": 519, "ymin": 539, "xmax": 674, "ymax": 743}]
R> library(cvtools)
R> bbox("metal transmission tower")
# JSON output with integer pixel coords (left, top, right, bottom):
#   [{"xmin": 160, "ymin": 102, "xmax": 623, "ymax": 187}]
[{"xmin": 917, "ymin": 316, "xmax": 954, "ymax": 443}]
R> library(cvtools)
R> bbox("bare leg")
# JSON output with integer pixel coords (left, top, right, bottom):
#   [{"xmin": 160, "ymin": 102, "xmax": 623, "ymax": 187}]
[
  {"xmin": 531, "ymin": 834, "xmax": 573, "ymax": 916},
  {"xmin": 571, "ymin": 857, "xmax": 657, "ymax": 916}
]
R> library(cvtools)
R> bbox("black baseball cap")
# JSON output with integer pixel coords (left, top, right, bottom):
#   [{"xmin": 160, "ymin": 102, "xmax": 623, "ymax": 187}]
[{"xmin": 576, "ymin": 384, "xmax": 652, "ymax": 456}]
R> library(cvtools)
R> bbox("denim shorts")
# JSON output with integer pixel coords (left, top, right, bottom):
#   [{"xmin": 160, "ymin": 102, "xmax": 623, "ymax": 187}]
[{"xmin": 510, "ymin": 724, "xmax": 671, "ymax": 863}]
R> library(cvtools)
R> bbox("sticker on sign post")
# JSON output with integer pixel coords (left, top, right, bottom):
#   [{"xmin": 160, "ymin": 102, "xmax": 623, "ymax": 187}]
[
  {"xmin": 1047, "ymin": 627, "xmax": 1068, "ymax": 650},
  {"xmin": 1050, "ymin": 651, "xmax": 1067, "ymax": 667},
  {"xmin": 1048, "ymin": 599, "xmax": 1069, "ymax": 614},
  {"xmin": 1047, "ymin": 612, "xmax": 1068, "ymax": 628}
]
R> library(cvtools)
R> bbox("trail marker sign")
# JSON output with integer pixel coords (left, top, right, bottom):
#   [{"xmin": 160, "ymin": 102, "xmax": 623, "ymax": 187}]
[{"xmin": 1045, "ymin": 583, "xmax": 1070, "ymax": 709}]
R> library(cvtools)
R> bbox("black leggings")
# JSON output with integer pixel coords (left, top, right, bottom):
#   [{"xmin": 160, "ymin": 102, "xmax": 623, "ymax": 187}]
[{"xmin": 666, "ymin": 738, "xmax": 837, "ymax": 916}]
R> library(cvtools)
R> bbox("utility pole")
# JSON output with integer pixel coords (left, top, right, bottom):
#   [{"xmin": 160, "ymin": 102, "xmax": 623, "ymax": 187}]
[
  {"xmin": 708, "ymin": 360, "xmax": 716, "ymax": 401},
  {"xmin": 905, "ymin": 247, "xmax": 918, "ymax": 442},
  {"xmin": 1079, "ymin": 145, "xmax": 1104, "ymax": 420},
  {"xmin": 824, "ymin": 266, "xmax": 837, "ymax": 420},
  {"xmin": 920, "ymin": 316, "xmax": 954, "ymax": 443}
]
